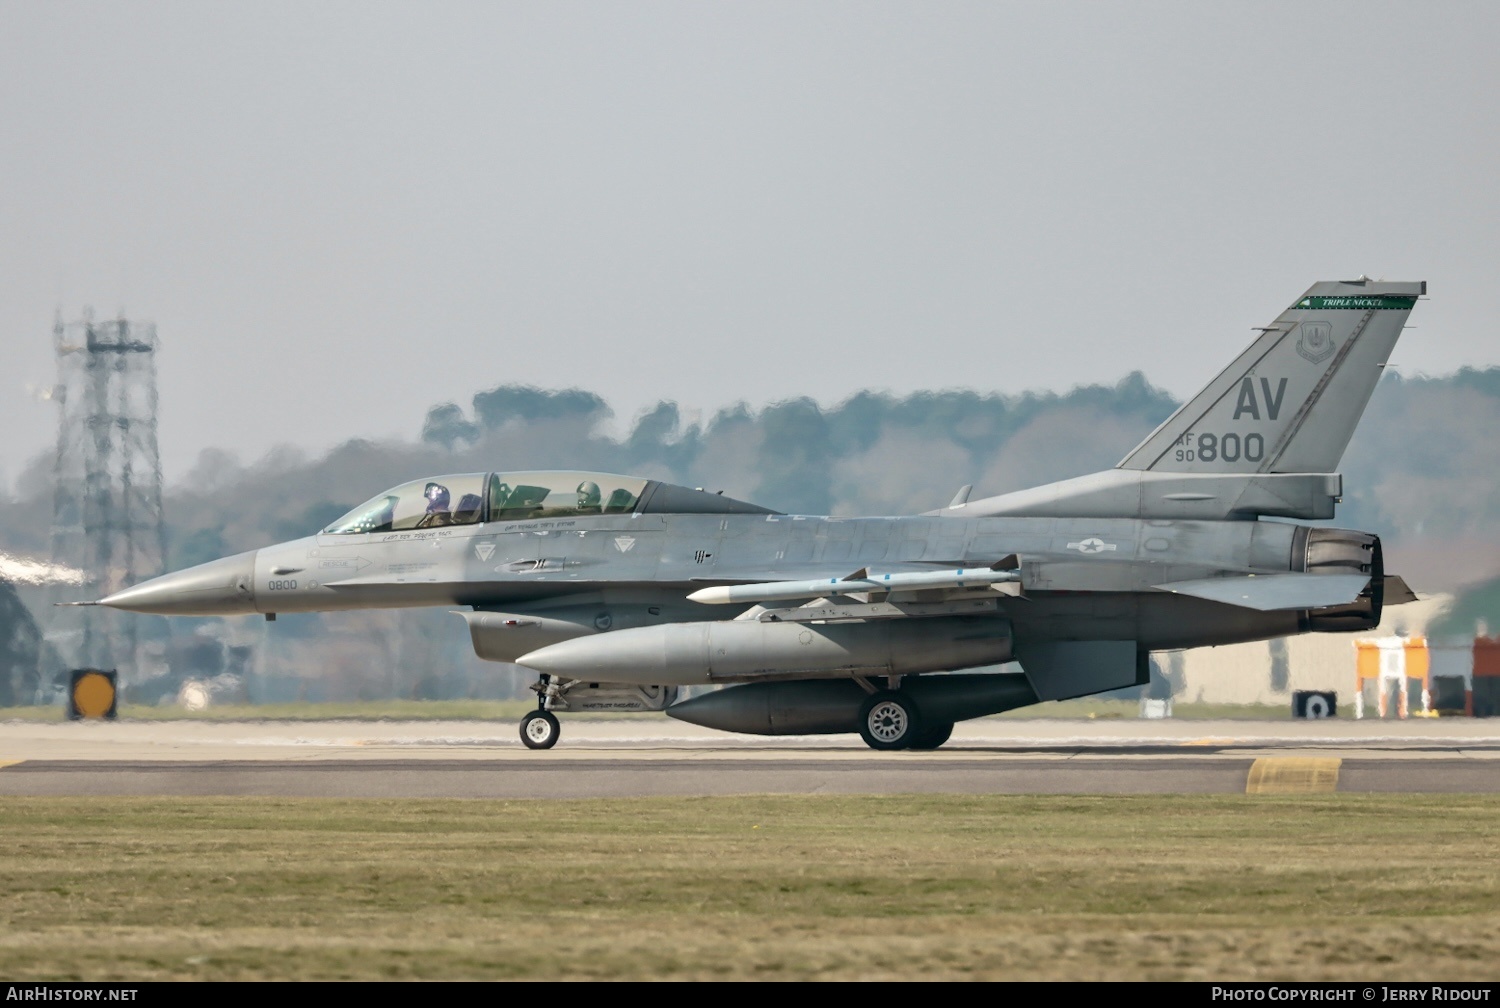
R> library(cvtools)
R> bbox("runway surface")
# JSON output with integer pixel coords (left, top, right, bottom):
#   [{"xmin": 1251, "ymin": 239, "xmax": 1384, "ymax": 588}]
[{"xmin": 3, "ymin": 716, "xmax": 1498, "ymax": 797}]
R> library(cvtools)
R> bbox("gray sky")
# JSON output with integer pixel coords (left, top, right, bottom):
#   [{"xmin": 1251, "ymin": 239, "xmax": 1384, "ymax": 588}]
[{"xmin": 2, "ymin": 1, "xmax": 1496, "ymax": 490}]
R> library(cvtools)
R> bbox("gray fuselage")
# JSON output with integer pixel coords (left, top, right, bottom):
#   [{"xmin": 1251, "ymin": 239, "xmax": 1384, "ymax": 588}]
[{"xmin": 229, "ymin": 510, "xmax": 1321, "ymax": 654}]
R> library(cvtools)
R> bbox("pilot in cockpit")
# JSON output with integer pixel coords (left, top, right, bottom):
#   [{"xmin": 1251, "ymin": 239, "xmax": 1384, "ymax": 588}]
[
  {"xmin": 417, "ymin": 482, "xmax": 452, "ymax": 527},
  {"xmin": 575, "ymin": 480, "xmax": 602, "ymax": 514}
]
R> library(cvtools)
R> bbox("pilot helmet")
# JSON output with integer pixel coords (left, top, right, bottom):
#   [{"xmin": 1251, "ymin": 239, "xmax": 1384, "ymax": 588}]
[
  {"xmin": 575, "ymin": 480, "xmax": 601, "ymax": 507},
  {"xmin": 424, "ymin": 482, "xmax": 451, "ymax": 511}
]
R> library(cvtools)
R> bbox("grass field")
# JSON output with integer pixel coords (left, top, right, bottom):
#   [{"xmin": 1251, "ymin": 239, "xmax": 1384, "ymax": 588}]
[{"xmin": 2, "ymin": 794, "xmax": 1497, "ymax": 980}]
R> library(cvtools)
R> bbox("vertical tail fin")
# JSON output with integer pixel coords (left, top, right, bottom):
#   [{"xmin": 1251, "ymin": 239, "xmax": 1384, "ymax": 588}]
[{"xmin": 1117, "ymin": 279, "xmax": 1425, "ymax": 474}]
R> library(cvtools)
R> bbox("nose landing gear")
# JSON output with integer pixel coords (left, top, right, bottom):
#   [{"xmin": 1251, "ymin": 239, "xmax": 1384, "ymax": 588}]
[{"xmin": 520, "ymin": 673, "xmax": 562, "ymax": 750}]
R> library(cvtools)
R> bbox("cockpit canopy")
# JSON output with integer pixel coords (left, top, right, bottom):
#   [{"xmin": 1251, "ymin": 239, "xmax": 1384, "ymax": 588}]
[{"xmin": 321, "ymin": 470, "xmax": 773, "ymax": 535}]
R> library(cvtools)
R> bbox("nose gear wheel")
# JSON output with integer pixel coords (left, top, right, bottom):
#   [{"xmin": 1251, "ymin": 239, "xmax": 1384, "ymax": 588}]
[{"xmin": 520, "ymin": 710, "xmax": 560, "ymax": 750}]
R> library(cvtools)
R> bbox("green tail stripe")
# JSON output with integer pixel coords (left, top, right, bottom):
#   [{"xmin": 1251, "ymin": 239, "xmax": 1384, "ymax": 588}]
[{"xmin": 1295, "ymin": 295, "xmax": 1417, "ymax": 310}]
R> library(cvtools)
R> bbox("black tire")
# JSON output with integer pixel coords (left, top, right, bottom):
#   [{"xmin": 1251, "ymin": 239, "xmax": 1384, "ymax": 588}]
[
  {"xmin": 520, "ymin": 710, "xmax": 560, "ymax": 750},
  {"xmin": 907, "ymin": 721, "xmax": 954, "ymax": 750},
  {"xmin": 858, "ymin": 690, "xmax": 923, "ymax": 751}
]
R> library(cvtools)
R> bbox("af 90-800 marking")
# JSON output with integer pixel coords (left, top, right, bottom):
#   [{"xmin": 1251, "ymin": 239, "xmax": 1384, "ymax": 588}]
[{"xmin": 1176, "ymin": 432, "xmax": 1265, "ymax": 464}]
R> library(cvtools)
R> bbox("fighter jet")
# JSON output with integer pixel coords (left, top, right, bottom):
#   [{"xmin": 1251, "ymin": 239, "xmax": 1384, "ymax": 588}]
[{"xmin": 94, "ymin": 278, "xmax": 1424, "ymax": 750}]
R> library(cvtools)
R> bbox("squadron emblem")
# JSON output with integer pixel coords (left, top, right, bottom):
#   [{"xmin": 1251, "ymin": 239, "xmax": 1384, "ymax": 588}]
[{"xmin": 1295, "ymin": 322, "xmax": 1335, "ymax": 364}]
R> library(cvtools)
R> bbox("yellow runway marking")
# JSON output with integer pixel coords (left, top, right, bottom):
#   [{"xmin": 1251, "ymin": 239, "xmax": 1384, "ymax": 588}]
[
  {"xmin": 1246, "ymin": 757, "xmax": 1341, "ymax": 794},
  {"xmin": 0, "ymin": 759, "xmax": 25, "ymax": 770}
]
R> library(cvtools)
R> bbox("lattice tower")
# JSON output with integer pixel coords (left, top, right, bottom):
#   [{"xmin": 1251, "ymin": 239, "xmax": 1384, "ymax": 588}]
[{"xmin": 41, "ymin": 311, "xmax": 167, "ymax": 690}]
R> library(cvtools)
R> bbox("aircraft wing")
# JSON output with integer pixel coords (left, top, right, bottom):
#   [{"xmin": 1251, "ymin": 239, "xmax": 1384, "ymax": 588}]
[{"xmin": 1153, "ymin": 573, "xmax": 1370, "ymax": 611}]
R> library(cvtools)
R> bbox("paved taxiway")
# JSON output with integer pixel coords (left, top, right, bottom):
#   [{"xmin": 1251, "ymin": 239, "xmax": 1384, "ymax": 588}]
[{"xmin": 3, "ymin": 717, "xmax": 1498, "ymax": 797}]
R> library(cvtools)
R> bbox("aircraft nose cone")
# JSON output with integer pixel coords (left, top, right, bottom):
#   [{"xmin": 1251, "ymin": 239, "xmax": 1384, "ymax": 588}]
[{"xmin": 98, "ymin": 550, "xmax": 259, "ymax": 615}]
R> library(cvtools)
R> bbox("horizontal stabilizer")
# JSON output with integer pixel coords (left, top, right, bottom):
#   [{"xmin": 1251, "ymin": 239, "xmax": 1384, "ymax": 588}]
[
  {"xmin": 1383, "ymin": 574, "xmax": 1419, "ymax": 605},
  {"xmin": 1154, "ymin": 572, "xmax": 1370, "ymax": 611}
]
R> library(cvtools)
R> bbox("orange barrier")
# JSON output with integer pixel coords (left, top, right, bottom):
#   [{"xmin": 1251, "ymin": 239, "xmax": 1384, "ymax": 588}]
[{"xmin": 1352, "ymin": 636, "xmax": 1430, "ymax": 719}]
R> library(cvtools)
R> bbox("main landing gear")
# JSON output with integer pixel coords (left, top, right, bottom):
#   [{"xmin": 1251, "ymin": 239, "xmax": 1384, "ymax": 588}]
[
  {"xmin": 515, "ymin": 674, "xmax": 953, "ymax": 752},
  {"xmin": 857, "ymin": 688, "xmax": 955, "ymax": 751}
]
